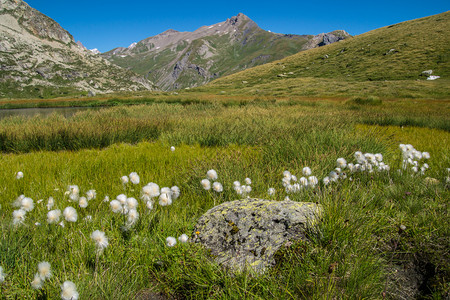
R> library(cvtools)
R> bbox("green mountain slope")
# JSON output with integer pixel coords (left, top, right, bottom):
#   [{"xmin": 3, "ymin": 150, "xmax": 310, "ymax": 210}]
[
  {"xmin": 0, "ymin": 0, "xmax": 154, "ymax": 99},
  {"xmin": 102, "ymin": 14, "xmax": 350, "ymax": 90},
  {"xmin": 198, "ymin": 12, "xmax": 449, "ymax": 99}
]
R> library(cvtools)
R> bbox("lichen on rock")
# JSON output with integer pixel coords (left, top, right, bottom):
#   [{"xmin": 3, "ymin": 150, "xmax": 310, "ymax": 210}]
[{"xmin": 192, "ymin": 198, "xmax": 322, "ymax": 273}]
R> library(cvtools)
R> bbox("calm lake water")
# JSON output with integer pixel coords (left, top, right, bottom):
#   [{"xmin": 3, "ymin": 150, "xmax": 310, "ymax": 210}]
[{"xmin": 0, "ymin": 107, "xmax": 96, "ymax": 120}]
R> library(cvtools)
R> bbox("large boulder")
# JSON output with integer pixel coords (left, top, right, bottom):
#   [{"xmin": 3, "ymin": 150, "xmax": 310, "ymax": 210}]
[{"xmin": 192, "ymin": 198, "xmax": 322, "ymax": 273}]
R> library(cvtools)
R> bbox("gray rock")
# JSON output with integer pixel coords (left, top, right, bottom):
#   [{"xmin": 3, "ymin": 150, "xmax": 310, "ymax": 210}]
[
  {"xmin": 422, "ymin": 70, "xmax": 433, "ymax": 76},
  {"xmin": 192, "ymin": 198, "xmax": 322, "ymax": 273}
]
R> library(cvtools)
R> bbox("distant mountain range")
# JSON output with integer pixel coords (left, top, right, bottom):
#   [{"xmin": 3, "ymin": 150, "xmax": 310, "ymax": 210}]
[
  {"xmin": 0, "ymin": 0, "xmax": 154, "ymax": 98},
  {"xmin": 102, "ymin": 13, "xmax": 350, "ymax": 90}
]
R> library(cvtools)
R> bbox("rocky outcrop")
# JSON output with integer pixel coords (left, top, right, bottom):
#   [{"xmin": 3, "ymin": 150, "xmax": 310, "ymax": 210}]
[
  {"xmin": 0, "ymin": 0, "xmax": 154, "ymax": 98},
  {"xmin": 192, "ymin": 198, "xmax": 322, "ymax": 273}
]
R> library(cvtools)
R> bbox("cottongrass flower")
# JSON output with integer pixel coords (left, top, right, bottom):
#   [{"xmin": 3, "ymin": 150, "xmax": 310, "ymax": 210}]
[
  {"xmin": 283, "ymin": 170, "xmax": 292, "ymax": 179},
  {"xmin": 201, "ymin": 179, "xmax": 211, "ymax": 190},
  {"xmin": 63, "ymin": 206, "xmax": 78, "ymax": 222},
  {"xmin": 61, "ymin": 281, "xmax": 79, "ymax": 300},
  {"xmin": 86, "ymin": 190, "xmax": 96, "ymax": 201},
  {"xmin": 126, "ymin": 197, "xmax": 138, "ymax": 210},
  {"xmin": 91, "ymin": 230, "xmax": 109, "ymax": 251},
  {"xmin": 13, "ymin": 195, "xmax": 25, "ymax": 207},
  {"xmin": 141, "ymin": 183, "xmax": 160, "ymax": 202},
  {"xmin": 127, "ymin": 209, "xmax": 139, "ymax": 227},
  {"xmin": 16, "ymin": 171, "xmax": 24, "ymax": 180},
  {"xmin": 12, "ymin": 209, "xmax": 26, "ymax": 226},
  {"xmin": 116, "ymin": 194, "xmax": 127, "ymax": 205},
  {"xmin": 0, "ymin": 266, "xmax": 5, "ymax": 283},
  {"xmin": 336, "ymin": 158, "xmax": 347, "ymax": 168},
  {"xmin": 47, "ymin": 197, "xmax": 54, "ymax": 210},
  {"xmin": 103, "ymin": 196, "xmax": 110, "ymax": 202},
  {"xmin": 129, "ymin": 172, "xmax": 140, "ymax": 184},
  {"xmin": 284, "ymin": 196, "xmax": 290, "ymax": 201},
  {"xmin": 31, "ymin": 273, "xmax": 43, "ymax": 289},
  {"xmin": 178, "ymin": 234, "xmax": 189, "ymax": 243},
  {"xmin": 170, "ymin": 146, "xmax": 175, "ymax": 152},
  {"xmin": 171, "ymin": 186, "xmax": 180, "ymax": 200},
  {"xmin": 47, "ymin": 209, "xmax": 61, "ymax": 224},
  {"xmin": 146, "ymin": 201, "xmax": 154, "ymax": 210},
  {"xmin": 302, "ymin": 167, "xmax": 312, "ymax": 176},
  {"xmin": 59, "ymin": 221, "xmax": 65, "ymax": 228},
  {"xmin": 308, "ymin": 176, "xmax": 318, "ymax": 187},
  {"xmin": 38, "ymin": 261, "xmax": 51, "ymax": 281},
  {"xmin": 78, "ymin": 197, "xmax": 88, "ymax": 208},
  {"xmin": 110, "ymin": 200, "xmax": 122, "ymax": 213},
  {"xmin": 21, "ymin": 197, "xmax": 34, "ymax": 212},
  {"xmin": 207, "ymin": 169, "xmax": 218, "ymax": 180},
  {"xmin": 268, "ymin": 187, "xmax": 275, "ymax": 196},
  {"xmin": 159, "ymin": 193, "xmax": 172, "ymax": 206},
  {"xmin": 233, "ymin": 181, "xmax": 241, "ymax": 188},
  {"xmin": 121, "ymin": 175, "xmax": 129, "ymax": 185},
  {"xmin": 299, "ymin": 177, "xmax": 308, "ymax": 187},
  {"xmin": 166, "ymin": 236, "xmax": 177, "ymax": 247},
  {"xmin": 422, "ymin": 152, "xmax": 430, "ymax": 159},
  {"xmin": 323, "ymin": 177, "xmax": 330, "ymax": 186},
  {"xmin": 212, "ymin": 182, "xmax": 223, "ymax": 193},
  {"xmin": 68, "ymin": 185, "xmax": 80, "ymax": 202},
  {"xmin": 244, "ymin": 177, "xmax": 252, "ymax": 185}
]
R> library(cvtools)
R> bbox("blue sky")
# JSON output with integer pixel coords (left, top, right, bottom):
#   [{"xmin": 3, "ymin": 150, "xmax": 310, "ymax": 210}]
[{"xmin": 25, "ymin": 0, "xmax": 448, "ymax": 53}]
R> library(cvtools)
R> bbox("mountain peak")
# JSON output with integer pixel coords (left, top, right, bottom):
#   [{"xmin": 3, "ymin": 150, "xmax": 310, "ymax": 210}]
[{"xmin": 227, "ymin": 13, "xmax": 254, "ymax": 26}]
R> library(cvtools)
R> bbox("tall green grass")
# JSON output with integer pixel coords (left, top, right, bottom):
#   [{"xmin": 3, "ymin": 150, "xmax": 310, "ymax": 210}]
[{"xmin": 0, "ymin": 99, "xmax": 449, "ymax": 299}]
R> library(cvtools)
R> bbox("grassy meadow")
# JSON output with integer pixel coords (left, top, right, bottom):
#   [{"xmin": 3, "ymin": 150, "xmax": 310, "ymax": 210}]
[{"xmin": 0, "ymin": 97, "xmax": 449, "ymax": 299}]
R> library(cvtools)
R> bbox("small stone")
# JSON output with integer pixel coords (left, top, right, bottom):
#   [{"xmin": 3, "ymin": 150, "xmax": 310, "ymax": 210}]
[{"xmin": 399, "ymin": 225, "xmax": 406, "ymax": 231}]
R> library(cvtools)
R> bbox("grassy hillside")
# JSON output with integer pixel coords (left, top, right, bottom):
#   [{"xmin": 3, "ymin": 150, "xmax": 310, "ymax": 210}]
[{"xmin": 197, "ymin": 11, "xmax": 450, "ymax": 99}]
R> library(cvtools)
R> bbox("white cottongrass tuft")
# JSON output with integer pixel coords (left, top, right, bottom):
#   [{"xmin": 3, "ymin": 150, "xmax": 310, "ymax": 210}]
[
  {"xmin": 206, "ymin": 169, "xmax": 218, "ymax": 180},
  {"xmin": 302, "ymin": 167, "xmax": 312, "ymax": 176},
  {"xmin": 91, "ymin": 230, "xmax": 109, "ymax": 251},
  {"xmin": 86, "ymin": 190, "xmax": 96, "ymax": 201},
  {"xmin": 126, "ymin": 197, "xmax": 138, "ymax": 210},
  {"xmin": 78, "ymin": 197, "xmax": 88, "ymax": 208},
  {"xmin": 61, "ymin": 281, "xmax": 79, "ymax": 300},
  {"xmin": 422, "ymin": 152, "xmax": 430, "ymax": 159},
  {"xmin": 178, "ymin": 234, "xmax": 189, "ymax": 243},
  {"xmin": 121, "ymin": 175, "xmax": 129, "ymax": 185},
  {"xmin": 141, "ymin": 182, "xmax": 160, "ymax": 201},
  {"xmin": 38, "ymin": 261, "xmax": 51, "ymax": 281},
  {"xmin": 166, "ymin": 236, "xmax": 177, "ymax": 247},
  {"xmin": 146, "ymin": 201, "xmax": 154, "ymax": 210},
  {"xmin": 103, "ymin": 196, "xmax": 110, "ymax": 203},
  {"xmin": 16, "ymin": 171, "xmax": 24, "ymax": 180},
  {"xmin": 68, "ymin": 185, "xmax": 80, "ymax": 202},
  {"xmin": 21, "ymin": 197, "xmax": 34, "ymax": 212},
  {"xmin": 299, "ymin": 177, "xmax": 308, "ymax": 186},
  {"xmin": 171, "ymin": 186, "xmax": 180, "ymax": 200},
  {"xmin": 47, "ymin": 209, "xmax": 61, "ymax": 224},
  {"xmin": 127, "ymin": 209, "xmax": 139, "ymax": 227},
  {"xmin": 233, "ymin": 181, "xmax": 241, "ymax": 188},
  {"xmin": 109, "ymin": 200, "xmax": 122, "ymax": 213},
  {"xmin": 323, "ymin": 177, "xmax": 330, "ymax": 186},
  {"xmin": 170, "ymin": 146, "xmax": 175, "ymax": 152},
  {"xmin": 244, "ymin": 177, "xmax": 252, "ymax": 185},
  {"xmin": 212, "ymin": 182, "xmax": 223, "ymax": 193},
  {"xmin": 47, "ymin": 197, "xmax": 54, "ymax": 210},
  {"xmin": 336, "ymin": 158, "xmax": 347, "ymax": 168},
  {"xmin": 268, "ymin": 187, "xmax": 275, "ymax": 196},
  {"xmin": 0, "ymin": 266, "xmax": 5, "ymax": 283},
  {"xmin": 13, "ymin": 195, "xmax": 25, "ymax": 207},
  {"xmin": 308, "ymin": 176, "xmax": 318, "ymax": 187},
  {"xmin": 63, "ymin": 207, "xmax": 78, "ymax": 222},
  {"xmin": 31, "ymin": 273, "xmax": 43, "ymax": 289},
  {"xmin": 129, "ymin": 172, "xmax": 140, "ymax": 184},
  {"xmin": 12, "ymin": 209, "xmax": 26, "ymax": 226},
  {"xmin": 159, "ymin": 193, "xmax": 172, "ymax": 206},
  {"xmin": 116, "ymin": 194, "xmax": 127, "ymax": 205},
  {"xmin": 201, "ymin": 179, "xmax": 211, "ymax": 190}
]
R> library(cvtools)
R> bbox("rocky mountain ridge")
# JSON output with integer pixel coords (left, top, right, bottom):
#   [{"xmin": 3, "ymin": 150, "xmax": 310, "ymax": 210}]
[
  {"xmin": 0, "ymin": 0, "xmax": 154, "ymax": 98},
  {"xmin": 102, "ymin": 13, "xmax": 350, "ymax": 90}
]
